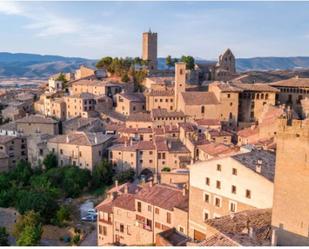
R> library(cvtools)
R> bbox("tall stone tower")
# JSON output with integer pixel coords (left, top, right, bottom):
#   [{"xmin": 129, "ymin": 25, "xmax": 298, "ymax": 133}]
[
  {"xmin": 174, "ymin": 62, "xmax": 186, "ymax": 110},
  {"xmin": 142, "ymin": 30, "xmax": 157, "ymax": 70},
  {"xmin": 271, "ymin": 118, "xmax": 309, "ymax": 246}
]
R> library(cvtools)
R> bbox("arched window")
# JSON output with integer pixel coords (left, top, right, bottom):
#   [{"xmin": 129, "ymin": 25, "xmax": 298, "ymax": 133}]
[
  {"xmin": 265, "ymin": 93, "xmax": 269, "ymax": 100},
  {"xmin": 201, "ymin": 106, "xmax": 205, "ymax": 114},
  {"xmin": 229, "ymin": 112, "xmax": 233, "ymax": 120}
]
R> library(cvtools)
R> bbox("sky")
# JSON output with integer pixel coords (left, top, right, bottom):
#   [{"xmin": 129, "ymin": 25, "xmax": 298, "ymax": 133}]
[{"xmin": 0, "ymin": 1, "xmax": 309, "ymax": 60}]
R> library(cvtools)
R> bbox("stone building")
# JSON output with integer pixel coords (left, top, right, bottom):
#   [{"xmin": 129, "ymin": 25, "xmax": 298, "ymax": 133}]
[
  {"xmin": 188, "ymin": 150, "xmax": 275, "ymax": 241},
  {"xmin": 47, "ymin": 131, "xmax": 113, "ymax": 171},
  {"xmin": 142, "ymin": 30, "xmax": 157, "ymax": 70},
  {"xmin": 115, "ymin": 93, "xmax": 146, "ymax": 116},
  {"xmin": 270, "ymin": 76, "xmax": 309, "ymax": 117},
  {"xmin": 15, "ymin": 114, "xmax": 59, "ymax": 136},
  {"xmin": 0, "ymin": 135, "xmax": 27, "ymax": 168},
  {"xmin": 96, "ymin": 182, "xmax": 188, "ymax": 246},
  {"xmin": 195, "ymin": 49, "xmax": 237, "ymax": 82},
  {"xmin": 271, "ymin": 118, "xmax": 309, "ymax": 246}
]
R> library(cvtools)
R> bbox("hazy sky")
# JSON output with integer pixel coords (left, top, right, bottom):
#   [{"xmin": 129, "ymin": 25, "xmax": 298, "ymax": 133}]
[{"xmin": 0, "ymin": 1, "xmax": 309, "ymax": 59}]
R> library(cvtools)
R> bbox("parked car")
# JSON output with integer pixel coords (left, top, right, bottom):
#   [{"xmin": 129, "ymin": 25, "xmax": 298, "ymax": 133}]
[
  {"xmin": 81, "ymin": 214, "xmax": 97, "ymax": 222},
  {"xmin": 87, "ymin": 209, "xmax": 97, "ymax": 215}
]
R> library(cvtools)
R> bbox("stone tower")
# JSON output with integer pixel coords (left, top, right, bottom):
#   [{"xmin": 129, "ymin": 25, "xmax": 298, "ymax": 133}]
[
  {"xmin": 271, "ymin": 118, "xmax": 309, "ymax": 246},
  {"xmin": 217, "ymin": 48, "xmax": 236, "ymax": 73},
  {"xmin": 142, "ymin": 29, "xmax": 157, "ymax": 70},
  {"xmin": 174, "ymin": 62, "xmax": 186, "ymax": 110}
]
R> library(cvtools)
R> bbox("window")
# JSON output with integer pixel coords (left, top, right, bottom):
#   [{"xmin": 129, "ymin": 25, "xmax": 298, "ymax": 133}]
[
  {"xmin": 167, "ymin": 212, "xmax": 171, "ymax": 224},
  {"xmin": 120, "ymin": 224, "xmax": 124, "ymax": 233},
  {"xmin": 205, "ymin": 177, "xmax": 210, "ymax": 186},
  {"xmin": 246, "ymin": 189, "xmax": 251, "ymax": 199},
  {"xmin": 149, "ymin": 160, "xmax": 153, "ymax": 164},
  {"xmin": 137, "ymin": 201, "xmax": 142, "ymax": 212},
  {"xmin": 232, "ymin": 168, "xmax": 237, "ymax": 175},
  {"xmin": 214, "ymin": 197, "xmax": 221, "ymax": 207},
  {"xmin": 103, "ymin": 226, "xmax": 107, "ymax": 236},
  {"xmin": 229, "ymin": 201, "xmax": 237, "ymax": 212},
  {"xmin": 227, "ymin": 94, "xmax": 231, "ymax": 98},
  {"xmin": 146, "ymin": 219, "xmax": 152, "ymax": 229},
  {"xmin": 179, "ymin": 226, "xmax": 184, "ymax": 233},
  {"xmin": 148, "ymin": 205, "xmax": 152, "ymax": 212},
  {"xmin": 216, "ymin": 181, "xmax": 221, "ymax": 189},
  {"xmin": 231, "ymin": 185, "xmax": 237, "ymax": 194},
  {"xmin": 203, "ymin": 210, "xmax": 209, "ymax": 221},
  {"xmin": 155, "ymin": 222, "xmax": 161, "ymax": 229},
  {"xmin": 79, "ymin": 151, "xmax": 82, "ymax": 157},
  {"xmin": 149, "ymin": 151, "xmax": 153, "ymax": 155},
  {"xmin": 201, "ymin": 106, "xmax": 205, "ymax": 114},
  {"xmin": 217, "ymin": 164, "xmax": 221, "ymax": 171},
  {"xmin": 155, "ymin": 208, "xmax": 160, "ymax": 214},
  {"xmin": 204, "ymin": 193, "xmax": 210, "ymax": 203}
]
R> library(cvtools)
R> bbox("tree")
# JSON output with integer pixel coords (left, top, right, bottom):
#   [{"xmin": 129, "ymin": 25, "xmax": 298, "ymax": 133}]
[
  {"xmin": 9, "ymin": 160, "xmax": 33, "ymax": 186},
  {"xmin": 180, "ymin": 55, "xmax": 195, "ymax": 70},
  {"xmin": 56, "ymin": 73, "xmax": 69, "ymax": 90},
  {"xmin": 0, "ymin": 227, "xmax": 9, "ymax": 246},
  {"xmin": 92, "ymin": 159, "xmax": 113, "ymax": 189},
  {"xmin": 14, "ymin": 211, "xmax": 42, "ymax": 246},
  {"xmin": 55, "ymin": 205, "xmax": 70, "ymax": 226},
  {"xmin": 121, "ymin": 74, "xmax": 130, "ymax": 83},
  {"xmin": 96, "ymin": 56, "xmax": 113, "ymax": 69},
  {"xmin": 43, "ymin": 153, "xmax": 58, "ymax": 170},
  {"xmin": 166, "ymin": 55, "xmax": 173, "ymax": 69},
  {"xmin": 112, "ymin": 169, "xmax": 135, "ymax": 184},
  {"xmin": 15, "ymin": 190, "xmax": 59, "ymax": 223}
]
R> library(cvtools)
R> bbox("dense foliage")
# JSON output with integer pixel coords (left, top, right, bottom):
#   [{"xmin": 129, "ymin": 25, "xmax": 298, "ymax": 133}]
[
  {"xmin": 96, "ymin": 56, "xmax": 148, "ymax": 91},
  {"xmin": 0, "ymin": 155, "xmax": 115, "ymax": 225},
  {"xmin": 180, "ymin": 55, "xmax": 195, "ymax": 70},
  {"xmin": 13, "ymin": 210, "xmax": 42, "ymax": 246},
  {"xmin": 0, "ymin": 227, "xmax": 9, "ymax": 246}
]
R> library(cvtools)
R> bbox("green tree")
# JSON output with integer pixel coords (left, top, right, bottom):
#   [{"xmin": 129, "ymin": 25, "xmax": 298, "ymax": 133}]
[
  {"xmin": 180, "ymin": 55, "xmax": 195, "ymax": 70},
  {"xmin": 121, "ymin": 74, "xmax": 130, "ymax": 83},
  {"xmin": 9, "ymin": 160, "xmax": 33, "ymax": 186},
  {"xmin": 14, "ymin": 211, "xmax": 42, "ymax": 246},
  {"xmin": 43, "ymin": 153, "xmax": 58, "ymax": 170},
  {"xmin": 166, "ymin": 55, "xmax": 173, "ymax": 69},
  {"xmin": 55, "ymin": 205, "xmax": 70, "ymax": 226},
  {"xmin": 96, "ymin": 56, "xmax": 113, "ymax": 69},
  {"xmin": 0, "ymin": 227, "xmax": 9, "ymax": 246},
  {"xmin": 113, "ymin": 169, "xmax": 135, "ymax": 184},
  {"xmin": 56, "ymin": 73, "xmax": 69, "ymax": 90},
  {"xmin": 92, "ymin": 159, "xmax": 113, "ymax": 188},
  {"xmin": 15, "ymin": 190, "xmax": 59, "ymax": 223}
]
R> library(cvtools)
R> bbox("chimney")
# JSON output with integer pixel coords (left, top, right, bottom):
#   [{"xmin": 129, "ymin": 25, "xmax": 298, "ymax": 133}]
[
  {"xmin": 249, "ymin": 227, "xmax": 256, "ymax": 240},
  {"xmin": 167, "ymin": 140, "xmax": 172, "ymax": 150},
  {"xmin": 153, "ymin": 173, "xmax": 158, "ymax": 184},
  {"xmin": 66, "ymin": 135, "xmax": 70, "ymax": 143},
  {"xmin": 256, "ymin": 159, "xmax": 262, "ymax": 173},
  {"xmin": 182, "ymin": 187, "xmax": 186, "ymax": 196},
  {"xmin": 124, "ymin": 184, "xmax": 128, "ymax": 194},
  {"xmin": 94, "ymin": 135, "xmax": 98, "ymax": 144},
  {"xmin": 115, "ymin": 180, "xmax": 119, "ymax": 190}
]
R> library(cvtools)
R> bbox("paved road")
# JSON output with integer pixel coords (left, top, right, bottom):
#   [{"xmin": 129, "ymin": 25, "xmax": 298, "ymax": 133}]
[{"xmin": 80, "ymin": 226, "xmax": 97, "ymax": 246}]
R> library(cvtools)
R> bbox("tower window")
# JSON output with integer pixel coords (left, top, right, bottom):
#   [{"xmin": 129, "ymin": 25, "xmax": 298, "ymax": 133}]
[{"xmin": 180, "ymin": 69, "xmax": 183, "ymax": 75}]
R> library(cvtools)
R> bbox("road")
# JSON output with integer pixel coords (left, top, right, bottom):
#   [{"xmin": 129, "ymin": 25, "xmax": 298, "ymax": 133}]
[{"xmin": 80, "ymin": 226, "xmax": 97, "ymax": 246}]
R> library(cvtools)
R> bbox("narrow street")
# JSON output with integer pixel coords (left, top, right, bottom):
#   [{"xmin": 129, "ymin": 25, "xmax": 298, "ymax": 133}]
[{"xmin": 80, "ymin": 226, "xmax": 97, "ymax": 246}]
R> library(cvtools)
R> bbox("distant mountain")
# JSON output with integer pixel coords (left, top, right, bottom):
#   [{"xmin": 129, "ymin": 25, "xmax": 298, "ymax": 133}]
[
  {"xmin": 236, "ymin": 57, "xmax": 309, "ymax": 72},
  {"xmin": 1, "ymin": 52, "xmax": 309, "ymax": 79},
  {"xmin": 0, "ymin": 52, "xmax": 96, "ymax": 79}
]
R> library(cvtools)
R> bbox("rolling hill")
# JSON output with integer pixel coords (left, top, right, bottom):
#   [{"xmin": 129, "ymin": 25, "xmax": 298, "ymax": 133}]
[{"xmin": 1, "ymin": 52, "xmax": 309, "ymax": 79}]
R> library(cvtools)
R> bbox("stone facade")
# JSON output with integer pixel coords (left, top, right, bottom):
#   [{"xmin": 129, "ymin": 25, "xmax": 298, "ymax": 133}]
[
  {"xmin": 271, "ymin": 118, "xmax": 309, "ymax": 246},
  {"xmin": 142, "ymin": 30, "xmax": 157, "ymax": 70}
]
